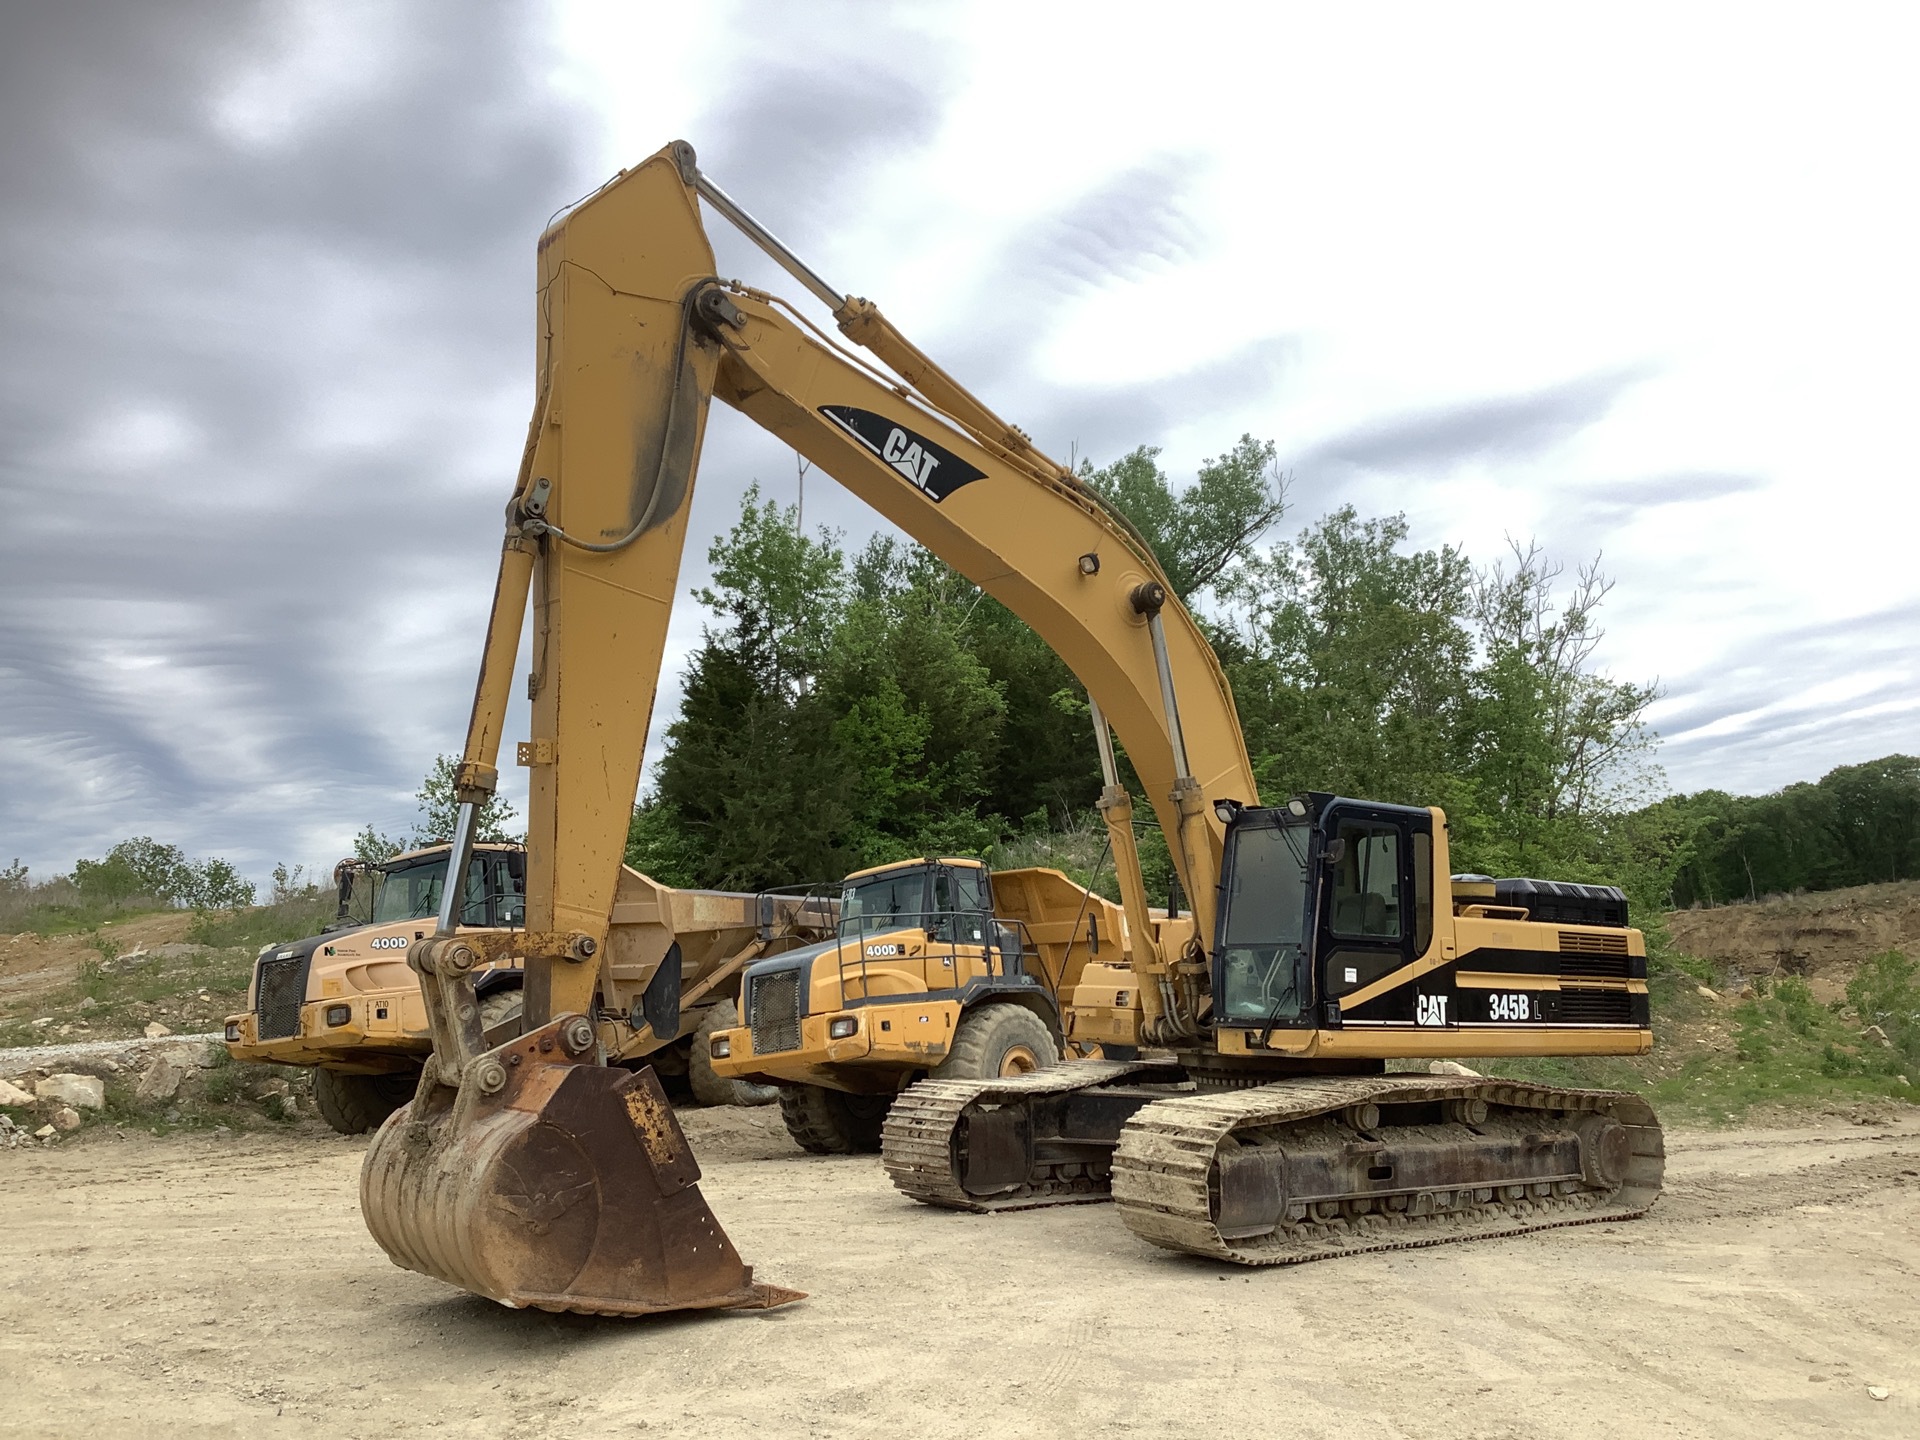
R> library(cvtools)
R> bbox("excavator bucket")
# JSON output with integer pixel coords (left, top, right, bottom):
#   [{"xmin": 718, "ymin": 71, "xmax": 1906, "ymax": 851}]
[{"xmin": 360, "ymin": 1017, "xmax": 802, "ymax": 1316}]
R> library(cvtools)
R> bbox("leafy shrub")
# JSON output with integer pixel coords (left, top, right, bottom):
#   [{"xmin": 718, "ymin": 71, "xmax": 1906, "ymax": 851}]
[{"xmin": 1848, "ymin": 950, "xmax": 1919, "ymax": 1067}]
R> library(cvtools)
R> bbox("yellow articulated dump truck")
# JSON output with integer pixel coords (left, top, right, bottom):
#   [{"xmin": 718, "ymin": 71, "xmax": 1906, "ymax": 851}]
[
  {"xmin": 226, "ymin": 840, "xmax": 834, "ymax": 1132},
  {"xmin": 710, "ymin": 856, "xmax": 1192, "ymax": 1154}
]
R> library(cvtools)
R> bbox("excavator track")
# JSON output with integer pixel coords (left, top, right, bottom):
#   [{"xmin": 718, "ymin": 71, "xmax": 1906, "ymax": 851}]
[
  {"xmin": 881, "ymin": 1059, "xmax": 1183, "ymax": 1211},
  {"xmin": 1113, "ymin": 1074, "xmax": 1664, "ymax": 1265}
]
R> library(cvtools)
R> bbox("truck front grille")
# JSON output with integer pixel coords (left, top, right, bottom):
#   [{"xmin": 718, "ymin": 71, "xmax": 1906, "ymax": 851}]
[
  {"xmin": 748, "ymin": 968, "xmax": 802, "ymax": 1054},
  {"xmin": 254, "ymin": 954, "xmax": 310, "ymax": 1041}
]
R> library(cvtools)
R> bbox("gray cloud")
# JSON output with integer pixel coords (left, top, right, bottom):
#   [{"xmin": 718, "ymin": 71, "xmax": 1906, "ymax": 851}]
[
  {"xmin": 1650, "ymin": 596, "xmax": 1920, "ymax": 793},
  {"xmin": 1558, "ymin": 470, "xmax": 1768, "ymax": 526},
  {"xmin": 927, "ymin": 154, "xmax": 1213, "ymax": 403},
  {"xmin": 1295, "ymin": 366, "xmax": 1654, "ymax": 478},
  {"xmin": 0, "ymin": 1, "xmax": 597, "ymax": 876}
]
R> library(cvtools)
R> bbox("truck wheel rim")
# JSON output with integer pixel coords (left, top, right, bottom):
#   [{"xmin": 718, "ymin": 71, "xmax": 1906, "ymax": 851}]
[{"xmin": 998, "ymin": 1044, "xmax": 1040, "ymax": 1076}]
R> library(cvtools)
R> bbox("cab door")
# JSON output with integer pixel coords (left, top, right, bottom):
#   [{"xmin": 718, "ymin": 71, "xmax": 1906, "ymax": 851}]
[
  {"xmin": 1317, "ymin": 805, "xmax": 1419, "ymax": 1023},
  {"xmin": 928, "ymin": 865, "xmax": 992, "ymax": 992}
]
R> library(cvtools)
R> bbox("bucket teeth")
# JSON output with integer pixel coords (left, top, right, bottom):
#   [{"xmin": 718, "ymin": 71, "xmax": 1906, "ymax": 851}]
[{"xmin": 360, "ymin": 1018, "xmax": 802, "ymax": 1316}]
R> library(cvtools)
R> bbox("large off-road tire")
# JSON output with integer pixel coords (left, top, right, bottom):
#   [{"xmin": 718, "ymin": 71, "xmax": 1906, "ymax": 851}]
[
  {"xmin": 778, "ymin": 1084, "xmax": 892, "ymax": 1154},
  {"xmin": 932, "ymin": 1003, "xmax": 1059, "ymax": 1081},
  {"xmin": 312, "ymin": 1067, "xmax": 417, "ymax": 1136},
  {"xmin": 689, "ymin": 999, "xmax": 777, "ymax": 1108}
]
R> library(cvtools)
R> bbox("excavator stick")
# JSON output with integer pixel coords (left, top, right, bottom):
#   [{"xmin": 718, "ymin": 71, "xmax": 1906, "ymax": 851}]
[
  {"xmin": 362, "ymin": 1016, "xmax": 801, "ymax": 1315},
  {"xmin": 354, "ymin": 144, "xmax": 806, "ymax": 1315}
]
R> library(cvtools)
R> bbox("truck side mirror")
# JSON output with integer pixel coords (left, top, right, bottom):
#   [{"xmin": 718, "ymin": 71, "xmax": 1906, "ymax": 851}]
[{"xmin": 1323, "ymin": 837, "xmax": 1347, "ymax": 867}]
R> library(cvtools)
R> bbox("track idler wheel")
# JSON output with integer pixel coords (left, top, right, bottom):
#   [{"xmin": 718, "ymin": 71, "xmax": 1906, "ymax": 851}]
[{"xmin": 360, "ymin": 1016, "xmax": 803, "ymax": 1316}]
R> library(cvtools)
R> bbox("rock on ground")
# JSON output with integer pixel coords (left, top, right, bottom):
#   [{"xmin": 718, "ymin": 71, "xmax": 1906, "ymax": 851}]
[
  {"xmin": 0, "ymin": 1077, "xmax": 34, "ymax": 1107},
  {"xmin": 135, "ymin": 1055, "xmax": 191, "ymax": 1104},
  {"xmin": 35, "ymin": 1073, "xmax": 105, "ymax": 1110}
]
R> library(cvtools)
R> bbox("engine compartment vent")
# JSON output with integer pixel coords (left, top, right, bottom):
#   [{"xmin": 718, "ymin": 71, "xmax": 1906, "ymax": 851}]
[{"xmin": 1493, "ymin": 878, "xmax": 1628, "ymax": 928}]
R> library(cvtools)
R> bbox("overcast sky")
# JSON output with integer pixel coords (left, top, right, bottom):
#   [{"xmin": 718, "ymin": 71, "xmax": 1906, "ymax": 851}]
[{"xmin": 3, "ymin": 1, "xmax": 1916, "ymax": 882}]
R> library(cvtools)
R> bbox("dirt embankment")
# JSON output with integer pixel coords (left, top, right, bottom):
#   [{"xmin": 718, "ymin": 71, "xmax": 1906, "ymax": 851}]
[
  {"xmin": 1666, "ymin": 879, "xmax": 1920, "ymax": 1003},
  {"xmin": 0, "ymin": 911, "xmax": 195, "ymax": 1002}
]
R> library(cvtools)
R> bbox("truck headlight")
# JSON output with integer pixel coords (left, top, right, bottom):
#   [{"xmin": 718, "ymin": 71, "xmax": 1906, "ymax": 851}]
[
  {"xmin": 828, "ymin": 1016, "xmax": 858, "ymax": 1039},
  {"xmin": 324, "ymin": 1004, "xmax": 351, "ymax": 1028},
  {"xmin": 224, "ymin": 1021, "xmax": 241, "ymax": 1043},
  {"xmin": 709, "ymin": 1035, "xmax": 731, "ymax": 1059}
]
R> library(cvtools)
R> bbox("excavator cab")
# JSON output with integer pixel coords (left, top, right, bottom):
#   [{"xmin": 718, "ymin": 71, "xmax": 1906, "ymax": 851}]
[
  {"xmin": 1214, "ymin": 795, "xmax": 1435, "ymax": 1033},
  {"xmin": 1213, "ymin": 793, "xmax": 1647, "ymax": 1046}
]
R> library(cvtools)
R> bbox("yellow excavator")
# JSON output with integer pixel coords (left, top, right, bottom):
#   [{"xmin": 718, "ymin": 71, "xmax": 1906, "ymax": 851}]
[{"xmin": 360, "ymin": 141, "xmax": 1663, "ymax": 1315}]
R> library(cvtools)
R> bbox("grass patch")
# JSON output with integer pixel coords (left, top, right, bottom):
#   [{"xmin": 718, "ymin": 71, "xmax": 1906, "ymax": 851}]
[
  {"xmin": 187, "ymin": 893, "xmax": 338, "ymax": 951},
  {"xmin": 1473, "ymin": 948, "xmax": 1920, "ymax": 1125},
  {"xmin": 0, "ymin": 896, "xmax": 176, "ymax": 938}
]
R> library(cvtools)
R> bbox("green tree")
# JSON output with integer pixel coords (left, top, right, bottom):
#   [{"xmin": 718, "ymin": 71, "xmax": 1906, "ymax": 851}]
[
  {"xmin": 180, "ymin": 856, "xmax": 255, "ymax": 911},
  {"xmin": 1666, "ymin": 755, "xmax": 1920, "ymax": 906},
  {"xmin": 650, "ymin": 488, "xmax": 856, "ymax": 888},
  {"xmin": 73, "ymin": 837, "xmax": 190, "ymax": 903},
  {"xmin": 353, "ymin": 825, "xmax": 406, "ymax": 863},
  {"xmin": 694, "ymin": 481, "xmax": 847, "ymax": 695},
  {"xmin": 1218, "ymin": 507, "xmax": 1476, "ymax": 807},
  {"xmin": 1449, "ymin": 542, "xmax": 1661, "ymax": 886},
  {"xmin": 1084, "ymin": 435, "xmax": 1286, "ymax": 601},
  {"xmin": 409, "ymin": 755, "xmax": 520, "ymax": 847},
  {"xmin": 654, "ymin": 641, "xmax": 856, "ymax": 888},
  {"xmin": 819, "ymin": 538, "xmax": 1006, "ymax": 862}
]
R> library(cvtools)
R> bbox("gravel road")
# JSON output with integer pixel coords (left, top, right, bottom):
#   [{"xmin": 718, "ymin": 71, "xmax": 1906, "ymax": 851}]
[
  {"xmin": 1, "ymin": 1105, "xmax": 1916, "ymax": 1438},
  {"xmin": 0, "ymin": 1034, "xmax": 223, "ymax": 1075}
]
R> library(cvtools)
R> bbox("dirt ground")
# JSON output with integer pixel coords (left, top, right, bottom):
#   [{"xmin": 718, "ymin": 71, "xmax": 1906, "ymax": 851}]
[{"xmin": 2, "ymin": 1106, "xmax": 1915, "ymax": 1439}]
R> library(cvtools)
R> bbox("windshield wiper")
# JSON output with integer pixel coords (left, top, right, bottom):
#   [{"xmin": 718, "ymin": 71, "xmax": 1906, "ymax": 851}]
[
  {"xmin": 1255, "ymin": 944, "xmax": 1303, "ymax": 1050},
  {"xmin": 1279, "ymin": 824, "xmax": 1307, "ymax": 869}
]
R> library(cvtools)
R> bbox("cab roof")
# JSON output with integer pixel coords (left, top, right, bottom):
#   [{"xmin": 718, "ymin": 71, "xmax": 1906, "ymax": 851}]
[
  {"xmin": 842, "ymin": 857, "xmax": 986, "ymax": 882},
  {"xmin": 380, "ymin": 841, "xmax": 524, "ymax": 865}
]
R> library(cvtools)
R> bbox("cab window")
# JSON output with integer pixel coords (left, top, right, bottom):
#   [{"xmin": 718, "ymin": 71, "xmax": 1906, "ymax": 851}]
[
  {"xmin": 842, "ymin": 869, "xmax": 927, "ymax": 937},
  {"xmin": 935, "ymin": 866, "xmax": 989, "ymax": 943},
  {"xmin": 1330, "ymin": 823, "xmax": 1401, "ymax": 940},
  {"xmin": 489, "ymin": 854, "xmax": 525, "ymax": 927},
  {"xmin": 1412, "ymin": 831, "xmax": 1433, "ymax": 955},
  {"xmin": 458, "ymin": 858, "xmax": 490, "ymax": 926}
]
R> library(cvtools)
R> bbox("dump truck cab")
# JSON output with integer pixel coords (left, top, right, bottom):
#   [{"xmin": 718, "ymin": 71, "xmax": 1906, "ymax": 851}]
[
  {"xmin": 222, "ymin": 843, "xmax": 530, "ymax": 1132},
  {"xmin": 224, "ymin": 843, "xmax": 527, "ymax": 1071}
]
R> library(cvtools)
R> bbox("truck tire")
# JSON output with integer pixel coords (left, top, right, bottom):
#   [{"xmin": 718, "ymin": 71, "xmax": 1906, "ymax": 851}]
[
  {"xmin": 312, "ymin": 1067, "xmax": 417, "ymax": 1136},
  {"xmin": 933, "ymin": 1003, "xmax": 1058, "ymax": 1080},
  {"xmin": 777, "ymin": 1084, "xmax": 891, "ymax": 1154},
  {"xmin": 689, "ymin": 1000, "xmax": 778, "ymax": 1108}
]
